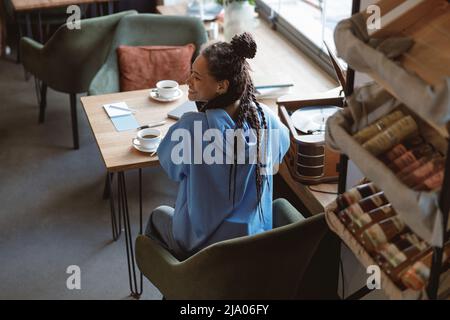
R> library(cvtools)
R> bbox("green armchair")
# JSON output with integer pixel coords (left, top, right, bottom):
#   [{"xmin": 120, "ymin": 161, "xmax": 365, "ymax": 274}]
[
  {"xmin": 88, "ymin": 13, "xmax": 208, "ymax": 96},
  {"xmin": 20, "ymin": 10, "xmax": 137, "ymax": 149},
  {"xmin": 135, "ymin": 198, "xmax": 331, "ymax": 299}
]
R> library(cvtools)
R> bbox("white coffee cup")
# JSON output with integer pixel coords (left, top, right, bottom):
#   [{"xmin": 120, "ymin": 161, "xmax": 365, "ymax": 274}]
[
  {"xmin": 135, "ymin": 128, "xmax": 162, "ymax": 149},
  {"xmin": 155, "ymin": 80, "xmax": 179, "ymax": 99}
]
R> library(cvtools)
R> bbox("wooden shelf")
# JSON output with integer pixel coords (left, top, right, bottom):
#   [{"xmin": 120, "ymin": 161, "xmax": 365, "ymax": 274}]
[
  {"xmin": 367, "ymin": 72, "xmax": 449, "ymax": 139},
  {"xmin": 328, "ymin": 0, "xmax": 450, "ymax": 299},
  {"xmin": 326, "ymin": 108, "xmax": 447, "ymax": 246},
  {"xmin": 337, "ymin": 0, "xmax": 450, "ymax": 139},
  {"xmin": 370, "ymin": 0, "xmax": 450, "ymax": 87},
  {"xmin": 325, "ymin": 201, "xmax": 450, "ymax": 299}
]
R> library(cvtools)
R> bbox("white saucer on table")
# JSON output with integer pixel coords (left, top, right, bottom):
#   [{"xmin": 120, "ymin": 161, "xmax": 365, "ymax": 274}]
[
  {"xmin": 132, "ymin": 138, "xmax": 159, "ymax": 154},
  {"xmin": 149, "ymin": 88, "xmax": 183, "ymax": 102}
]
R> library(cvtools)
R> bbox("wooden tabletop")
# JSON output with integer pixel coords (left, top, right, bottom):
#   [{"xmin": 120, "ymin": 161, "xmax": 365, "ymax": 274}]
[
  {"xmin": 278, "ymin": 162, "xmax": 337, "ymax": 212},
  {"xmin": 80, "ymin": 85, "xmax": 281, "ymax": 173},
  {"xmin": 81, "ymin": 87, "xmax": 182, "ymax": 172},
  {"xmin": 11, "ymin": 0, "xmax": 112, "ymax": 12}
]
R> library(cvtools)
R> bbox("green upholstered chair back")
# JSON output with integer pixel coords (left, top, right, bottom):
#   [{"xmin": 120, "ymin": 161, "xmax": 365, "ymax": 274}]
[
  {"xmin": 135, "ymin": 199, "xmax": 329, "ymax": 299},
  {"xmin": 88, "ymin": 14, "xmax": 208, "ymax": 96},
  {"xmin": 20, "ymin": 10, "xmax": 137, "ymax": 93}
]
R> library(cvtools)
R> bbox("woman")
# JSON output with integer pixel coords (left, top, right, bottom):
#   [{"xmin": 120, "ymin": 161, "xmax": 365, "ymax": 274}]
[{"xmin": 145, "ymin": 32, "xmax": 290, "ymax": 260}]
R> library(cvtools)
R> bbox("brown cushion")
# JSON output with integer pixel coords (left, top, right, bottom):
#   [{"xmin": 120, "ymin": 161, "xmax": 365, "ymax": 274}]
[{"xmin": 117, "ymin": 44, "xmax": 195, "ymax": 92}]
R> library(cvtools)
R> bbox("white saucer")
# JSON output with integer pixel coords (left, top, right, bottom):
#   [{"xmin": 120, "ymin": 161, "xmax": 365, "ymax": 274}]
[
  {"xmin": 149, "ymin": 88, "xmax": 183, "ymax": 102},
  {"xmin": 132, "ymin": 138, "xmax": 158, "ymax": 154}
]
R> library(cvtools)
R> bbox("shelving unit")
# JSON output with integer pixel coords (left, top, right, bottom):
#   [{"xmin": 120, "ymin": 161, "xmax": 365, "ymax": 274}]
[
  {"xmin": 325, "ymin": 0, "xmax": 450, "ymax": 299},
  {"xmin": 325, "ymin": 200, "xmax": 450, "ymax": 299}
]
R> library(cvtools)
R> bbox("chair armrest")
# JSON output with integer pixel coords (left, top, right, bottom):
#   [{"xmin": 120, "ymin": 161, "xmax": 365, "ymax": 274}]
[
  {"xmin": 135, "ymin": 235, "xmax": 182, "ymax": 287},
  {"xmin": 20, "ymin": 37, "xmax": 44, "ymax": 77},
  {"xmin": 273, "ymin": 198, "xmax": 305, "ymax": 228},
  {"xmin": 136, "ymin": 235, "xmax": 179, "ymax": 267}
]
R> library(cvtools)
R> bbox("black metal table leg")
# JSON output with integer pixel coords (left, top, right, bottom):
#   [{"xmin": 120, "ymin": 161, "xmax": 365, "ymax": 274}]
[
  {"xmin": 103, "ymin": 171, "xmax": 113, "ymax": 200},
  {"xmin": 104, "ymin": 1, "xmax": 111, "ymax": 15},
  {"xmin": 345, "ymin": 285, "xmax": 373, "ymax": 300},
  {"xmin": 139, "ymin": 168, "xmax": 143, "ymax": 235},
  {"xmin": 23, "ymin": 12, "xmax": 32, "ymax": 81},
  {"xmin": 138, "ymin": 168, "xmax": 143, "ymax": 292},
  {"xmin": 117, "ymin": 171, "xmax": 142, "ymax": 298},
  {"xmin": 25, "ymin": 13, "xmax": 32, "ymax": 38},
  {"xmin": 36, "ymin": 79, "xmax": 47, "ymax": 123},
  {"xmin": 37, "ymin": 11, "xmax": 43, "ymax": 44},
  {"xmin": 108, "ymin": 172, "xmax": 121, "ymax": 241},
  {"xmin": 97, "ymin": 3, "xmax": 103, "ymax": 16},
  {"xmin": 15, "ymin": 12, "xmax": 23, "ymax": 63}
]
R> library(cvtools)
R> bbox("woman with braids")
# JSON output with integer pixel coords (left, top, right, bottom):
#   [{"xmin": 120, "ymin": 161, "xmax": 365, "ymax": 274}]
[{"xmin": 145, "ymin": 33, "xmax": 290, "ymax": 260}]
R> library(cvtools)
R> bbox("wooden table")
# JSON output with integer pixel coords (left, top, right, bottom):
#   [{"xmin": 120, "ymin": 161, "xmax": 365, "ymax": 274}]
[
  {"xmin": 81, "ymin": 87, "xmax": 190, "ymax": 298},
  {"xmin": 11, "ymin": 0, "xmax": 111, "ymax": 11},
  {"xmin": 81, "ymin": 88, "xmax": 187, "ymax": 172}
]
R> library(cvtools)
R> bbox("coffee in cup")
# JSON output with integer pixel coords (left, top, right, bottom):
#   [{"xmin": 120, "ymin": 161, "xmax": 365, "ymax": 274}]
[
  {"xmin": 155, "ymin": 80, "xmax": 179, "ymax": 99},
  {"xmin": 135, "ymin": 128, "xmax": 162, "ymax": 149}
]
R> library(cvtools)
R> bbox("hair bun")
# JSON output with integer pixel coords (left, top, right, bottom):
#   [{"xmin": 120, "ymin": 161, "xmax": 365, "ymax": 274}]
[{"xmin": 231, "ymin": 32, "xmax": 257, "ymax": 59}]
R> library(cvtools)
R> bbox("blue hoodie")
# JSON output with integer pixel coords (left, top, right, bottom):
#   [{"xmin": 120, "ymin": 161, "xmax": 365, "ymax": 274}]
[{"xmin": 157, "ymin": 104, "xmax": 290, "ymax": 253}]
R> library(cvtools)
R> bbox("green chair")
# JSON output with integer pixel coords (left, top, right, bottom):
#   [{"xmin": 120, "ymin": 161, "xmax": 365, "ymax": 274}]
[
  {"xmin": 20, "ymin": 10, "xmax": 137, "ymax": 149},
  {"xmin": 135, "ymin": 198, "xmax": 332, "ymax": 299},
  {"xmin": 88, "ymin": 13, "xmax": 208, "ymax": 96}
]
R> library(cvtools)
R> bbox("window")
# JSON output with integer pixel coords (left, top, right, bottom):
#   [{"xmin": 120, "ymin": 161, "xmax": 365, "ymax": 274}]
[{"xmin": 256, "ymin": 0, "xmax": 354, "ymax": 76}]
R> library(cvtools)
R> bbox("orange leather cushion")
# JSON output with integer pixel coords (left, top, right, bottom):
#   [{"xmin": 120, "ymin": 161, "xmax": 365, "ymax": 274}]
[{"xmin": 117, "ymin": 44, "xmax": 195, "ymax": 92}]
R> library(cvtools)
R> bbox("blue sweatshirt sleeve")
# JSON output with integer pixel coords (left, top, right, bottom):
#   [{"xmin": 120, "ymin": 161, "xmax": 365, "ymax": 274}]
[{"xmin": 157, "ymin": 112, "xmax": 205, "ymax": 182}]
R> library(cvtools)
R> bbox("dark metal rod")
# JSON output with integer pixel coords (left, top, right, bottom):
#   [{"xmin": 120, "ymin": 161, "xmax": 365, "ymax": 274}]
[
  {"xmin": 345, "ymin": 285, "xmax": 372, "ymax": 300},
  {"xmin": 37, "ymin": 11, "xmax": 43, "ymax": 44},
  {"xmin": 70, "ymin": 93, "xmax": 79, "ymax": 150},
  {"xmin": 118, "ymin": 172, "xmax": 134, "ymax": 293},
  {"xmin": 338, "ymin": 154, "xmax": 348, "ymax": 194},
  {"xmin": 139, "ymin": 169, "xmax": 144, "ymax": 292},
  {"xmin": 139, "ymin": 169, "xmax": 143, "ymax": 235},
  {"xmin": 119, "ymin": 172, "xmax": 142, "ymax": 298},
  {"xmin": 108, "ymin": 172, "xmax": 120, "ymax": 240},
  {"xmin": 25, "ymin": 13, "xmax": 32, "ymax": 38},
  {"xmin": 123, "ymin": 172, "xmax": 142, "ymax": 297},
  {"xmin": 103, "ymin": 172, "xmax": 113, "ymax": 200},
  {"xmin": 426, "ymin": 138, "xmax": 450, "ymax": 299},
  {"xmin": 38, "ymin": 82, "xmax": 47, "ymax": 123},
  {"xmin": 15, "ymin": 12, "xmax": 22, "ymax": 63},
  {"xmin": 336, "ymin": 0, "xmax": 358, "ymax": 195},
  {"xmin": 105, "ymin": 1, "xmax": 114, "ymax": 15},
  {"xmin": 97, "ymin": 3, "xmax": 103, "ymax": 16}
]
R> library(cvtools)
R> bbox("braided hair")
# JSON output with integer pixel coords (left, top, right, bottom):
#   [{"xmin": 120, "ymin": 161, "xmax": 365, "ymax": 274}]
[{"xmin": 199, "ymin": 32, "xmax": 268, "ymax": 216}]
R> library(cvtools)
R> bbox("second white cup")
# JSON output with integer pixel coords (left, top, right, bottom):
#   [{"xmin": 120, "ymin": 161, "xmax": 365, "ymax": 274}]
[
  {"xmin": 156, "ymin": 80, "xmax": 179, "ymax": 99},
  {"xmin": 136, "ymin": 128, "xmax": 162, "ymax": 149}
]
